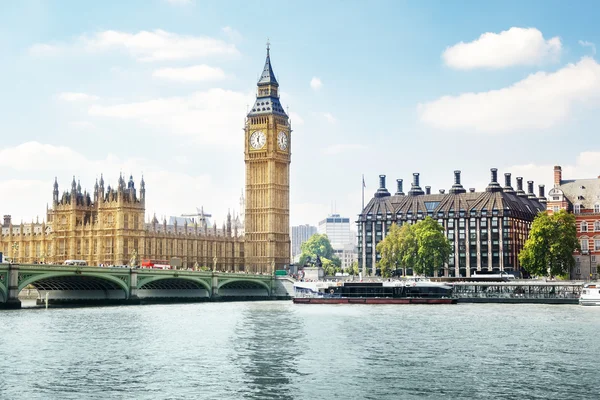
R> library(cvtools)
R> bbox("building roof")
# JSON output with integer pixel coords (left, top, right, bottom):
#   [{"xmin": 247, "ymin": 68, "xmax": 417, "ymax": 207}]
[
  {"xmin": 557, "ymin": 178, "xmax": 600, "ymax": 209},
  {"xmin": 257, "ymin": 46, "xmax": 278, "ymax": 86}
]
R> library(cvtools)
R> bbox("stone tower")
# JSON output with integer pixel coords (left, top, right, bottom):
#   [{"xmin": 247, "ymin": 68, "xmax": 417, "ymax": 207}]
[{"xmin": 244, "ymin": 43, "xmax": 291, "ymax": 273}]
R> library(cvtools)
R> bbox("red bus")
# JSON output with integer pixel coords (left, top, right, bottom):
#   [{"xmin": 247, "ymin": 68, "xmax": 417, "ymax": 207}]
[{"xmin": 141, "ymin": 259, "xmax": 171, "ymax": 269}]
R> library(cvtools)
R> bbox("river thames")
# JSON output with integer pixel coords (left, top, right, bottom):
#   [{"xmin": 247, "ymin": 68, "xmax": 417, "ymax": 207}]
[{"xmin": 1, "ymin": 302, "xmax": 599, "ymax": 399}]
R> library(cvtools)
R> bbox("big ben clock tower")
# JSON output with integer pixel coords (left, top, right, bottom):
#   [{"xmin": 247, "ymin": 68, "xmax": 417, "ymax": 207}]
[{"xmin": 244, "ymin": 43, "xmax": 291, "ymax": 273}]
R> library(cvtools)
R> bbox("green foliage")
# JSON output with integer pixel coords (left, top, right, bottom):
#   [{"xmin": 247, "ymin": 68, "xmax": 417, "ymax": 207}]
[
  {"xmin": 347, "ymin": 261, "xmax": 359, "ymax": 276},
  {"xmin": 377, "ymin": 217, "xmax": 451, "ymax": 277},
  {"xmin": 519, "ymin": 210, "xmax": 579, "ymax": 277},
  {"xmin": 299, "ymin": 233, "xmax": 341, "ymax": 267}
]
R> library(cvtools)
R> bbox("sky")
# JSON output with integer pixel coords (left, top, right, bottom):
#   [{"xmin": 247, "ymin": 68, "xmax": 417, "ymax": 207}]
[{"xmin": 1, "ymin": 0, "xmax": 600, "ymax": 229}]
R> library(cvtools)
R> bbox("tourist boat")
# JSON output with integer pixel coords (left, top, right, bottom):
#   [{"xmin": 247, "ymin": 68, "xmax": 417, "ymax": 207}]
[
  {"xmin": 293, "ymin": 279, "xmax": 456, "ymax": 304},
  {"xmin": 579, "ymin": 283, "xmax": 600, "ymax": 306}
]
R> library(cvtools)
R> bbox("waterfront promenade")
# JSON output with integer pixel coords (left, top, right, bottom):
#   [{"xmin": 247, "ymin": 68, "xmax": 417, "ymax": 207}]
[{"xmin": 0, "ymin": 263, "xmax": 293, "ymax": 308}]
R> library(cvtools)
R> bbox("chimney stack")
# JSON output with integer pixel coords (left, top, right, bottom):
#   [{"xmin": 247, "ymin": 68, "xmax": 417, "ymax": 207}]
[
  {"xmin": 554, "ymin": 165, "xmax": 562, "ymax": 187},
  {"xmin": 3, "ymin": 215, "xmax": 11, "ymax": 227},
  {"xmin": 425, "ymin": 186, "xmax": 431, "ymax": 195},
  {"xmin": 527, "ymin": 181, "xmax": 537, "ymax": 199},
  {"xmin": 486, "ymin": 168, "xmax": 502, "ymax": 192},
  {"xmin": 469, "ymin": 188, "xmax": 475, "ymax": 193},
  {"xmin": 450, "ymin": 170, "xmax": 466, "ymax": 194},
  {"xmin": 516, "ymin": 177, "xmax": 527, "ymax": 197},
  {"xmin": 538, "ymin": 184, "xmax": 547, "ymax": 205},
  {"xmin": 439, "ymin": 189, "xmax": 446, "ymax": 194},
  {"xmin": 375, "ymin": 174, "xmax": 390, "ymax": 198},
  {"xmin": 395, "ymin": 179, "xmax": 405, "ymax": 196},
  {"xmin": 408, "ymin": 173, "xmax": 425, "ymax": 196},
  {"xmin": 503, "ymin": 173, "xmax": 515, "ymax": 193}
]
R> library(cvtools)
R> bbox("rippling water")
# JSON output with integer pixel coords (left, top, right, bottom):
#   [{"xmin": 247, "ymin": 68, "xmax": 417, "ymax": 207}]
[{"xmin": 1, "ymin": 302, "xmax": 599, "ymax": 399}]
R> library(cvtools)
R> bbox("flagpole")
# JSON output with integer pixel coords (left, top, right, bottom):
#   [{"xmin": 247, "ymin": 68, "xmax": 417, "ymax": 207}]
[{"xmin": 361, "ymin": 174, "xmax": 365, "ymax": 211}]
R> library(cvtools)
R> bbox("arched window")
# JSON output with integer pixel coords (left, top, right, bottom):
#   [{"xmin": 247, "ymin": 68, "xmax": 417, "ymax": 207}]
[
  {"xmin": 582, "ymin": 222, "xmax": 588, "ymax": 232},
  {"xmin": 581, "ymin": 237, "xmax": 589, "ymax": 252},
  {"xmin": 574, "ymin": 204, "xmax": 581, "ymax": 214},
  {"xmin": 595, "ymin": 203, "xmax": 600, "ymax": 213},
  {"xmin": 595, "ymin": 221, "xmax": 600, "ymax": 232}
]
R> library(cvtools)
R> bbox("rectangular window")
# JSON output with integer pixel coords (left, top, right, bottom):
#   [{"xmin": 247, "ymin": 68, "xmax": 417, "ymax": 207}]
[
  {"xmin": 581, "ymin": 222, "xmax": 588, "ymax": 232},
  {"xmin": 595, "ymin": 240, "xmax": 600, "ymax": 252},
  {"xmin": 581, "ymin": 239, "xmax": 589, "ymax": 252},
  {"xmin": 552, "ymin": 206, "xmax": 559, "ymax": 213},
  {"xmin": 575, "ymin": 204, "xmax": 581, "ymax": 214}
]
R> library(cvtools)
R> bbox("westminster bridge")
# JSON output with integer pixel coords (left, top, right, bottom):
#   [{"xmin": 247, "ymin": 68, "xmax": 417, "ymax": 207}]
[{"xmin": 0, "ymin": 263, "xmax": 294, "ymax": 309}]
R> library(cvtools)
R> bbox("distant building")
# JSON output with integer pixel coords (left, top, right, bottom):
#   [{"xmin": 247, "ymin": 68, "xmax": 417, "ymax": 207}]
[
  {"xmin": 358, "ymin": 169, "xmax": 546, "ymax": 277},
  {"xmin": 547, "ymin": 165, "xmax": 600, "ymax": 280},
  {"xmin": 318, "ymin": 214, "xmax": 358, "ymax": 270},
  {"xmin": 291, "ymin": 224, "xmax": 317, "ymax": 259}
]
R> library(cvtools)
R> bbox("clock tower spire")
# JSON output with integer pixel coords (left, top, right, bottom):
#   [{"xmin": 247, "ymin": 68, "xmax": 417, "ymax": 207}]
[{"xmin": 244, "ymin": 43, "xmax": 291, "ymax": 274}]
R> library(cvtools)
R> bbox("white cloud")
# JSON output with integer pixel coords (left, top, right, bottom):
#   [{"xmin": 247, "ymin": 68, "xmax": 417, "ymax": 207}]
[
  {"xmin": 57, "ymin": 92, "xmax": 99, "ymax": 102},
  {"xmin": 152, "ymin": 65, "xmax": 227, "ymax": 82},
  {"xmin": 321, "ymin": 144, "xmax": 366, "ymax": 155},
  {"xmin": 505, "ymin": 151, "xmax": 600, "ymax": 193},
  {"xmin": 88, "ymin": 88, "xmax": 251, "ymax": 145},
  {"xmin": 30, "ymin": 30, "xmax": 239, "ymax": 62},
  {"xmin": 221, "ymin": 26, "xmax": 242, "ymax": 42},
  {"xmin": 0, "ymin": 142, "xmax": 243, "ymax": 226},
  {"xmin": 579, "ymin": 40, "xmax": 597, "ymax": 55},
  {"xmin": 323, "ymin": 112, "xmax": 336, "ymax": 123},
  {"xmin": 310, "ymin": 77, "xmax": 323, "ymax": 90},
  {"xmin": 68, "ymin": 121, "xmax": 96, "ymax": 130},
  {"xmin": 418, "ymin": 57, "xmax": 600, "ymax": 134},
  {"xmin": 289, "ymin": 111, "xmax": 304, "ymax": 126},
  {"xmin": 442, "ymin": 27, "xmax": 561, "ymax": 69}
]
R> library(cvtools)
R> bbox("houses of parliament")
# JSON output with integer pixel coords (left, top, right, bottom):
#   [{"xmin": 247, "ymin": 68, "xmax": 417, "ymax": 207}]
[{"xmin": 0, "ymin": 45, "xmax": 292, "ymax": 273}]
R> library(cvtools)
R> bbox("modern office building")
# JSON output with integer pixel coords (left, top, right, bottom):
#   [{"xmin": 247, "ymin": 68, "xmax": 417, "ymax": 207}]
[
  {"xmin": 291, "ymin": 224, "xmax": 317, "ymax": 259},
  {"xmin": 357, "ymin": 169, "xmax": 546, "ymax": 277},
  {"xmin": 319, "ymin": 214, "xmax": 358, "ymax": 269},
  {"xmin": 547, "ymin": 165, "xmax": 600, "ymax": 280}
]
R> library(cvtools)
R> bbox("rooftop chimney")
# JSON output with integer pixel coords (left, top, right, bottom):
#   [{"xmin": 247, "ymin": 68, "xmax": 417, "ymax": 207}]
[
  {"xmin": 395, "ymin": 179, "xmax": 405, "ymax": 196},
  {"xmin": 469, "ymin": 188, "xmax": 475, "ymax": 193},
  {"xmin": 408, "ymin": 173, "xmax": 425, "ymax": 196},
  {"xmin": 439, "ymin": 189, "xmax": 446, "ymax": 194},
  {"xmin": 449, "ymin": 170, "xmax": 466, "ymax": 194},
  {"xmin": 375, "ymin": 174, "xmax": 390, "ymax": 198},
  {"xmin": 538, "ymin": 184, "xmax": 547, "ymax": 204},
  {"xmin": 516, "ymin": 177, "xmax": 527, "ymax": 197},
  {"xmin": 486, "ymin": 168, "xmax": 502, "ymax": 192},
  {"xmin": 503, "ymin": 173, "xmax": 515, "ymax": 194},
  {"xmin": 554, "ymin": 165, "xmax": 562, "ymax": 187},
  {"xmin": 3, "ymin": 215, "xmax": 11, "ymax": 227},
  {"xmin": 527, "ymin": 181, "xmax": 537, "ymax": 199},
  {"xmin": 425, "ymin": 186, "xmax": 431, "ymax": 195}
]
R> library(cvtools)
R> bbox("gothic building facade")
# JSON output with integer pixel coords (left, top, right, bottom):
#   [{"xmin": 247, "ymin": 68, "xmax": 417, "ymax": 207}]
[
  {"xmin": 358, "ymin": 169, "xmax": 546, "ymax": 277},
  {"xmin": 0, "ymin": 46, "xmax": 291, "ymax": 273}
]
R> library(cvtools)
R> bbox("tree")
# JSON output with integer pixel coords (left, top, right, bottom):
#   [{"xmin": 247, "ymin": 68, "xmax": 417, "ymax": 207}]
[
  {"xmin": 519, "ymin": 210, "xmax": 579, "ymax": 277},
  {"xmin": 413, "ymin": 217, "xmax": 452, "ymax": 276},
  {"xmin": 376, "ymin": 223, "xmax": 403, "ymax": 278},
  {"xmin": 348, "ymin": 261, "xmax": 359, "ymax": 276},
  {"xmin": 376, "ymin": 218, "xmax": 450, "ymax": 277},
  {"xmin": 299, "ymin": 234, "xmax": 340, "ymax": 267}
]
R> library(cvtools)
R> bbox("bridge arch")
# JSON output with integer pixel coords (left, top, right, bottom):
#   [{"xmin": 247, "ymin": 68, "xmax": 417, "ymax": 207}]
[
  {"xmin": 18, "ymin": 272, "xmax": 130, "ymax": 299},
  {"xmin": 218, "ymin": 278, "xmax": 271, "ymax": 296},
  {"xmin": 137, "ymin": 276, "xmax": 212, "ymax": 295},
  {"xmin": 0, "ymin": 286, "xmax": 5, "ymax": 303}
]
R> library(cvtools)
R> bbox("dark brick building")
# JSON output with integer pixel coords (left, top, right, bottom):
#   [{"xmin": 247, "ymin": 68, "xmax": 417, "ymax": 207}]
[{"xmin": 357, "ymin": 169, "xmax": 546, "ymax": 277}]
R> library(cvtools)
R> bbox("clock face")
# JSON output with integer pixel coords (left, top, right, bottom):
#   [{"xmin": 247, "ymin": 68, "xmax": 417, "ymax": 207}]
[
  {"xmin": 250, "ymin": 131, "xmax": 266, "ymax": 149},
  {"xmin": 277, "ymin": 131, "xmax": 288, "ymax": 151}
]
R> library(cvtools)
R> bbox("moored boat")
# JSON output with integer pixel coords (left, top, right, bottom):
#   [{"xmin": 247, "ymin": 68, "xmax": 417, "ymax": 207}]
[
  {"xmin": 293, "ymin": 279, "xmax": 456, "ymax": 304},
  {"xmin": 579, "ymin": 283, "xmax": 600, "ymax": 306}
]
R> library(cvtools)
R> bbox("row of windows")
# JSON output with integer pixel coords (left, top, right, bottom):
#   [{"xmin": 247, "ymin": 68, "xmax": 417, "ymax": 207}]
[
  {"xmin": 579, "ymin": 221, "xmax": 600, "ymax": 232},
  {"xmin": 580, "ymin": 239, "xmax": 600, "ymax": 252},
  {"xmin": 574, "ymin": 204, "xmax": 600, "ymax": 214}
]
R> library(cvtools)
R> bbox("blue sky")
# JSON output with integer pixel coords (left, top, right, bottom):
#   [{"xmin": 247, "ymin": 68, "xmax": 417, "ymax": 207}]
[{"xmin": 1, "ymin": 0, "xmax": 600, "ymax": 228}]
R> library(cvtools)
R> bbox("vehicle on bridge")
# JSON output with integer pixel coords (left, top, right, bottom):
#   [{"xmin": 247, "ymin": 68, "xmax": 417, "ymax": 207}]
[
  {"xmin": 141, "ymin": 259, "xmax": 172, "ymax": 270},
  {"xmin": 63, "ymin": 260, "xmax": 87, "ymax": 266}
]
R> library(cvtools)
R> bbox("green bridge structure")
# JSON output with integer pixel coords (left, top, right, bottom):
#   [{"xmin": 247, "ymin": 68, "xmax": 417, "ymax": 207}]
[{"xmin": 0, "ymin": 263, "xmax": 294, "ymax": 309}]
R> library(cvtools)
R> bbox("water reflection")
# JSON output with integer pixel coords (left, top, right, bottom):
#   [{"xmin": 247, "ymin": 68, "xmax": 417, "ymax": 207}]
[{"xmin": 231, "ymin": 302, "xmax": 304, "ymax": 399}]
